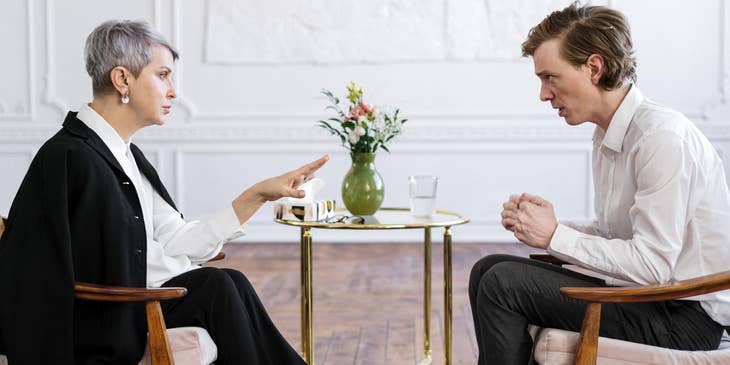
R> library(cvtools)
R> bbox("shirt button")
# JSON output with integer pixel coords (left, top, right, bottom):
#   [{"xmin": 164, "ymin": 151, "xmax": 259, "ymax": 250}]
[
  {"xmin": 135, "ymin": 249, "xmax": 143, "ymax": 254},
  {"xmin": 134, "ymin": 215, "xmax": 140, "ymax": 220},
  {"xmin": 122, "ymin": 181, "xmax": 130, "ymax": 185}
]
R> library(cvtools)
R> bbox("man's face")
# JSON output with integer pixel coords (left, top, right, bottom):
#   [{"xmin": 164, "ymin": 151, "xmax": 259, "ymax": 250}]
[{"xmin": 533, "ymin": 38, "xmax": 598, "ymax": 126}]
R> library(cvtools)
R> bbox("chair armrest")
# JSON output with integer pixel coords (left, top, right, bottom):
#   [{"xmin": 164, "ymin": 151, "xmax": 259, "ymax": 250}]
[
  {"xmin": 529, "ymin": 253, "xmax": 569, "ymax": 266},
  {"xmin": 75, "ymin": 282, "xmax": 187, "ymax": 365},
  {"xmin": 208, "ymin": 251, "xmax": 226, "ymax": 262},
  {"xmin": 561, "ymin": 270, "xmax": 730, "ymax": 303},
  {"xmin": 75, "ymin": 282, "xmax": 187, "ymax": 302}
]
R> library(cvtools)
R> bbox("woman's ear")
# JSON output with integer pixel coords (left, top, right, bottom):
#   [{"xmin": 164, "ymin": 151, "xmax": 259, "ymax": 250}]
[
  {"xmin": 586, "ymin": 54, "xmax": 605, "ymax": 85},
  {"xmin": 109, "ymin": 66, "xmax": 131, "ymax": 96}
]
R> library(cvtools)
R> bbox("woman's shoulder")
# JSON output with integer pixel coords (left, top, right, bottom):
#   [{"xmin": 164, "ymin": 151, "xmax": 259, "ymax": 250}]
[{"xmin": 36, "ymin": 127, "xmax": 93, "ymax": 159}]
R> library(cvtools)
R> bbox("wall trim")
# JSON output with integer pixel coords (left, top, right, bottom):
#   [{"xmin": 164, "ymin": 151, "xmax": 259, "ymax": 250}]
[
  {"xmin": 3, "ymin": 119, "xmax": 730, "ymax": 144},
  {"xmin": 0, "ymin": 0, "xmax": 35, "ymax": 121}
]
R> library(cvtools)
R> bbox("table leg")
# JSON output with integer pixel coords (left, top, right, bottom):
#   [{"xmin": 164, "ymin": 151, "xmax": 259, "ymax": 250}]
[
  {"xmin": 300, "ymin": 227, "xmax": 314, "ymax": 364},
  {"xmin": 420, "ymin": 227, "xmax": 433, "ymax": 365},
  {"xmin": 443, "ymin": 226, "xmax": 453, "ymax": 365}
]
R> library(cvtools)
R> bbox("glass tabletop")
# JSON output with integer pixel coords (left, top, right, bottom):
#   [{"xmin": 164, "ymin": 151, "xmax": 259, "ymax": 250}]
[{"xmin": 274, "ymin": 207, "xmax": 469, "ymax": 230}]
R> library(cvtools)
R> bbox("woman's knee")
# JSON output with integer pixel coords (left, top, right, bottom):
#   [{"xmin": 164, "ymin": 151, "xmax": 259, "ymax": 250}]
[
  {"xmin": 194, "ymin": 267, "xmax": 239, "ymax": 295},
  {"xmin": 220, "ymin": 268, "xmax": 260, "ymax": 299}
]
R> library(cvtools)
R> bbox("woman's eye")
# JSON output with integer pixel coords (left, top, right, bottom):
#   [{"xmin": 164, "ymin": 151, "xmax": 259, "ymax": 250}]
[{"xmin": 159, "ymin": 72, "xmax": 168, "ymax": 79}]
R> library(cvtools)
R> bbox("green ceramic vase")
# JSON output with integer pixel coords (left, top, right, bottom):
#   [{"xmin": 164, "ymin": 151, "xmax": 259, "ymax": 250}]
[{"xmin": 341, "ymin": 152, "xmax": 384, "ymax": 215}]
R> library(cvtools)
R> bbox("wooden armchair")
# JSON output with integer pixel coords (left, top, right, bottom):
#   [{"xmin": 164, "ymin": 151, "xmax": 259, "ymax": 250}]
[
  {"xmin": 529, "ymin": 254, "xmax": 730, "ymax": 364},
  {"xmin": 0, "ymin": 217, "xmax": 223, "ymax": 365}
]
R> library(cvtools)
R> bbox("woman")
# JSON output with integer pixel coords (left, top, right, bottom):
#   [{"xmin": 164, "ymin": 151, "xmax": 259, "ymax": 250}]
[{"xmin": 0, "ymin": 20, "xmax": 319, "ymax": 364}]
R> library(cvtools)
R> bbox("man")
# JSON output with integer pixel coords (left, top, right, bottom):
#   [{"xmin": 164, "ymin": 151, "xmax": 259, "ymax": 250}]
[
  {"xmin": 469, "ymin": 3, "xmax": 730, "ymax": 364},
  {"xmin": 0, "ymin": 20, "xmax": 321, "ymax": 364}
]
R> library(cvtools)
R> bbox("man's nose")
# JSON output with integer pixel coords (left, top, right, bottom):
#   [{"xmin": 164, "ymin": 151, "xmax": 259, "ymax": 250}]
[{"xmin": 539, "ymin": 84, "xmax": 553, "ymax": 102}]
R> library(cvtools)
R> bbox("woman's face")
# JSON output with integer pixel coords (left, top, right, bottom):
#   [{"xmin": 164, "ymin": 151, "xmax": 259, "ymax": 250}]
[{"xmin": 127, "ymin": 45, "xmax": 176, "ymax": 127}]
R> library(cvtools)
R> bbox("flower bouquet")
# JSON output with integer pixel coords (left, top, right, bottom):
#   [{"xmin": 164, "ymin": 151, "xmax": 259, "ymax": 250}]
[
  {"xmin": 317, "ymin": 81, "xmax": 407, "ymax": 153},
  {"xmin": 316, "ymin": 82, "xmax": 407, "ymax": 215}
]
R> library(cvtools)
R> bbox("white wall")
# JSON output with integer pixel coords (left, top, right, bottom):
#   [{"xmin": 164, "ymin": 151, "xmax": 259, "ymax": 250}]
[{"xmin": 1, "ymin": 0, "xmax": 729, "ymax": 243}]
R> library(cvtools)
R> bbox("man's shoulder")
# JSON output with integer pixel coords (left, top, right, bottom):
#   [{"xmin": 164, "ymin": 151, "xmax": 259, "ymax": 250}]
[
  {"xmin": 630, "ymin": 98, "xmax": 695, "ymax": 140},
  {"xmin": 629, "ymin": 99, "xmax": 716, "ymax": 159},
  {"xmin": 634, "ymin": 99, "xmax": 688, "ymax": 127}
]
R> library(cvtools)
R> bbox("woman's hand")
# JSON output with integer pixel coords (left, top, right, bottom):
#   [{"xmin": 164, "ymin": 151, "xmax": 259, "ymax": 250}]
[{"xmin": 232, "ymin": 155, "xmax": 329, "ymax": 224}]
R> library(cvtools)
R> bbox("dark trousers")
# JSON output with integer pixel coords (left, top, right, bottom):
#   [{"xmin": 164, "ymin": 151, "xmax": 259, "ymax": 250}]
[
  {"xmin": 161, "ymin": 267, "xmax": 304, "ymax": 365},
  {"xmin": 468, "ymin": 254, "xmax": 724, "ymax": 365}
]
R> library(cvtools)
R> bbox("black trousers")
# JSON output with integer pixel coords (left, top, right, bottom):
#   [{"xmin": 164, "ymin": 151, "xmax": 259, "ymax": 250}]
[
  {"xmin": 468, "ymin": 254, "xmax": 724, "ymax": 365},
  {"xmin": 161, "ymin": 267, "xmax": 304, "ymax": 365}
]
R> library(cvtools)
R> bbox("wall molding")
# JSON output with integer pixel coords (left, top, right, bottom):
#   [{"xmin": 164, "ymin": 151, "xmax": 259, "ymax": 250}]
[
  {"xmin": 3, "ymin": 119, "xmax": 730, "ymax": 144},
  {"xmin": 706, "ymin": 0, "xmax": 730, "ymax": 120},
  {"xmin": 42, "ymin": 0, "xmax": 170, "ymax": 120},
  {"xmin": 43, "ymin": 0, "xmax": 69, "ymax": 117},
  {"xmin": 0, "ymin": 0, "xmax": 35, "ymax": 121},
  {"xmin": 170, "ymin": 0, "xmax": 198, "ymax": 122},
  {"xmin": 174, "ymin": 146, "xmax": 596, "ymax": 233}
]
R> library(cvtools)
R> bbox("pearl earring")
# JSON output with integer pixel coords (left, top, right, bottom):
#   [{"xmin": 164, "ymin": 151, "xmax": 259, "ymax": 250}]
[{"xmin": 121, "ymin": 91, "xmax": 129, "ymax": 104}]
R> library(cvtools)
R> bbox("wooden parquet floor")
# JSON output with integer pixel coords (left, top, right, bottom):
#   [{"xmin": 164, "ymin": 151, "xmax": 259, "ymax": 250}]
[{"xmin": 206, "ymin": 243, "xmax": 538, "ymax": 365}]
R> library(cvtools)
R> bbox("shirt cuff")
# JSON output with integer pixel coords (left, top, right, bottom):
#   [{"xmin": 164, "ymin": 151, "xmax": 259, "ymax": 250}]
[
  {"xmin": 209, "ymin": 205, "xmax": 247, "ymax": 242},
  {"xmin": 547, "ymin": 223, "xmax": 581, "ymax": 264}
]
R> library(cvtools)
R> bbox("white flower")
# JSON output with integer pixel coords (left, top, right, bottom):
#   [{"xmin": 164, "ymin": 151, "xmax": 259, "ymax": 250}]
[
  {"xmin": 354, "ymin": 126, "xmax": 366, "ymax": 136},
  {"xmin": 358, "ymin": 116, "xmax": 369, "ymax": 128},
  {"xmin": 348, "ymin": 131, "xmax": 360, "ymax": 144}
]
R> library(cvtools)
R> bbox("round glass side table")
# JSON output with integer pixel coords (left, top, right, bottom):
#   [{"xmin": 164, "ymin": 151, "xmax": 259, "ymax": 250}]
[{"xmin": 275, "ymin": 207, "xmax": 469, "ymax": 365}]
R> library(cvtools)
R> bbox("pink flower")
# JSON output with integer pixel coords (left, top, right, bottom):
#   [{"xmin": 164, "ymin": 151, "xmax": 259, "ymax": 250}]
[
  {"xmin": 360, "ymin": 102, "xmax": 373, "ymax": 115},
  {"xmin": 349, "ymin": 106, "xmax": 362, "ymax": 120}
]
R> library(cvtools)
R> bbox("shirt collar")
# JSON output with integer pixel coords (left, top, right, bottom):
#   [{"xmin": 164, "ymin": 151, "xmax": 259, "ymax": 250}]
[
  {"xmin": 600, "ymin": 84, "xmax": 644, "ymax": 153},
  {"xmin": 76, "ymin": 103, "xmax": 133, "ymax": 160}
]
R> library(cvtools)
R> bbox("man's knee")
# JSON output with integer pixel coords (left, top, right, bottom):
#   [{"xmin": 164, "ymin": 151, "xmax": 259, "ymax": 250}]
[
  {"xmin": 470, "ymin": 254, "xmax": 521, "ymax": 289},
  {"xmin": 478, "ymin": 261, "xmax": 532, "ymax": 301}
]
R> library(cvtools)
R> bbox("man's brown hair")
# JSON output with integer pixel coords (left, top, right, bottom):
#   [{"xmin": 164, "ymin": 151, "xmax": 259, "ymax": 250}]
[{"xmin": 521, "ymin": 2, "xmax": 637, "ymax": 90}]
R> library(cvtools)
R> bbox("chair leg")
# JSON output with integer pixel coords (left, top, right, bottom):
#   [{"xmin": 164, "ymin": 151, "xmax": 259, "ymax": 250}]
[
  {"xmin": 146, "ymin": 301, "xmax": 175, "ymax": 365},
  {"xmin": 574, "ymin": 302, "xmax": 601, "ymax": 365}
]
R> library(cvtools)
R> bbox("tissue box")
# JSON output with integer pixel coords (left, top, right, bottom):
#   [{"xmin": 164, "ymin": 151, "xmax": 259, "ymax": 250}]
[{"xmin": 274, "ymin": 200, "xmax": 336, "ymax": 222}]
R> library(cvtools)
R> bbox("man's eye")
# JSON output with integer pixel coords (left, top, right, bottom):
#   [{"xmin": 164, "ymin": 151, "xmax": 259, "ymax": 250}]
[{"xmin": 159, "ymin": 72, "xmax": 168, "ymax": 79}]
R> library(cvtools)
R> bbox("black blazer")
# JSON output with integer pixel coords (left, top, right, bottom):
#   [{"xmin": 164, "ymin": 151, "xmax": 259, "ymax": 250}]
[{"xmin": 0, "ymin": 112, "xmax": 179, "ymax": 364}]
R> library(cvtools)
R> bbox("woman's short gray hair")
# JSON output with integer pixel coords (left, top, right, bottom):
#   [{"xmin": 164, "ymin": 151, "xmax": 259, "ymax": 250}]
[{"xmin": 85, "ymin": 20, "xmax": 179, "ymax": 95}]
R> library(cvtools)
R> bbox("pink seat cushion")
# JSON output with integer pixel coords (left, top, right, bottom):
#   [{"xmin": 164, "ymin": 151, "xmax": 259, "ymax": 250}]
[
  {"xmin": 138, "ymin": 326, "xmax": 217, "ymax": 365},
  {"xmin": 533, "ymin": 327, "xmax": 730, "ymax": 365},
  {"xmin": 0, "ymin": 327, "xmax": 216, "ymax": 365}
]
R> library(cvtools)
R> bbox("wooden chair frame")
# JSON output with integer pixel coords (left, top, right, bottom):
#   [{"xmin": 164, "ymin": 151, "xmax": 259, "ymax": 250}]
[
  {"xmin": 0, "ymin": 217, "xmax": 223, "ymax": 365},
  {"xmin": 530, "ymin": 254, "xmax": 730, "ymax": 365}
]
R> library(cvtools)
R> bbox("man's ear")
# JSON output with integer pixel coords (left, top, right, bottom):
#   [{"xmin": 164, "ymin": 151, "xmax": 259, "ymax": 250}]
[
  {"xmin": 586, "ymin": 54, "xmax": 605, "ymax": 85},
  {"xmin": 109, "ymin": 66, "xmax": 131, "ymax": 96}
]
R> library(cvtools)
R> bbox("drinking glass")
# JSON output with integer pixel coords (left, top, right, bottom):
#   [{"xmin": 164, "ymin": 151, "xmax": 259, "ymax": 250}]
[{"xmin": 408, "ymin": 175, "xmax": 438, "ymax": 217}]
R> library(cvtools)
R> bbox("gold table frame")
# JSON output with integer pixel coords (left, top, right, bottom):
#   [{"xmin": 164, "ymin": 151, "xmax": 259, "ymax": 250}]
[{"xmin": 275, "ymin": 207, "xmax": 469, "ymax": 365}]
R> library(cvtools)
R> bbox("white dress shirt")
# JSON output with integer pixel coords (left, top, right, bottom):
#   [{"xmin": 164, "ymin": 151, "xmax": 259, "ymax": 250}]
[
  {"xmin": 77, "ymin": 104, "xmax": 246, "ymax": 287},
  {"xmin": 548, "ymin": 85, "xmax": 730, "ymax": 326}
]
